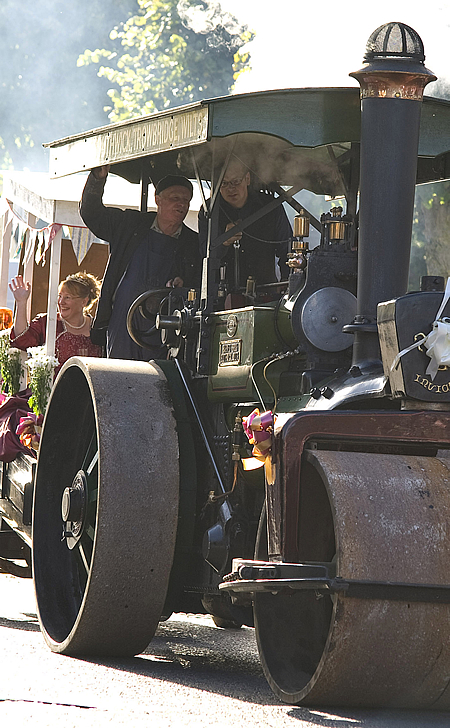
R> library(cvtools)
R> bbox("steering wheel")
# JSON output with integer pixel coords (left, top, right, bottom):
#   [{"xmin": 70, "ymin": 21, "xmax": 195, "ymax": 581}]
[{"xmin": 126, "ymin": 288, "xmax": 169, "ymax": 350}]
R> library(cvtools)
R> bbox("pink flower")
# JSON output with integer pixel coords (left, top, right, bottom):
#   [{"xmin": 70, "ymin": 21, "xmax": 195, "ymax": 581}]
[
  {"xmin": 16, "ymin": 414, "xmax": 44, "ymax": 450},
  {"xmin": 242, "ymin": 408, "xmax": 275, "ymax": 461}
]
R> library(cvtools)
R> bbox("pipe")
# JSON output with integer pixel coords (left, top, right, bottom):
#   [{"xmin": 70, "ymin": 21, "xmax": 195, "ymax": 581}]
[
  {"xmin": 174, "ymin": 358, "xmax": 229, "ymax": 501},
  {"xmin": 348, "ymin": 22, "xmax": 436, "ymax": 367}
]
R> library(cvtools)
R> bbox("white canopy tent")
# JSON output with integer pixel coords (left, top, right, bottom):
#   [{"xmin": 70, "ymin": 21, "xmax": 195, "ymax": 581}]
[{"xmin": 0, "ymin": 171, "xmax": 202, "ymax": 357}]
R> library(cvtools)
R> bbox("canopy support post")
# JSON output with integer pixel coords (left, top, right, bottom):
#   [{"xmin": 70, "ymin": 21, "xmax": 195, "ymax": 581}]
[
  {"xmin": 45, "ymin": 227, "xmax": 62, "ymax": 357},
  {"xmin": 0, "ymin": 213, "xmax": 12, "ymax": 307},
  {"xmin": 140, "ymin": 158, "xmax": 152, "ymax": 212},
  {"xmin": 23, "ymin": 214, "xmax": 36, "ymax": 324}
]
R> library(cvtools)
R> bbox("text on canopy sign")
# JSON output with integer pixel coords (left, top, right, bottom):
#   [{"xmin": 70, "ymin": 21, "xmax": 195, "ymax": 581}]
[{"xmin": 48, "ymin": 106, "xmax": 209, "ymax": 177}]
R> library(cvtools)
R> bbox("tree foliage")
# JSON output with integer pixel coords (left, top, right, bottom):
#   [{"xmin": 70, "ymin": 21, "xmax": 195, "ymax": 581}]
[{"xmin": 78, "ymin": 0, "xmax": 253, "ymax": 122}]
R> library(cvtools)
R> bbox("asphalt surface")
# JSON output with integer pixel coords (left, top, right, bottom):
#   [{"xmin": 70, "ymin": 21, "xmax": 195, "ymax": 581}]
[{"xmin": 1, "ymin": 573, "xmax": 450, "ymax": 727}]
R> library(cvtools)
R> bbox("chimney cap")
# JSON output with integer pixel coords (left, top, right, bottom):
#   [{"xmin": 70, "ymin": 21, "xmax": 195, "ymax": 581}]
[
  {"xmin": 350, "ymin": 22, "xmax": 436, "ymax": 79},
  {"xmin": 364, "ymin": 22, "xmax": 425, "ymax": 63}
]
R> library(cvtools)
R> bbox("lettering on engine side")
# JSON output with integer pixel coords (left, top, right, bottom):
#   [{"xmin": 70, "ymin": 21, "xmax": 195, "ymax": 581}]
[
  {"xmin": 219, "ymin": 339, "xmax": 242, "ymax": 366},
  {"xmin": 414, "ymin": 373, "xmax": 450, "ymax": 393}
]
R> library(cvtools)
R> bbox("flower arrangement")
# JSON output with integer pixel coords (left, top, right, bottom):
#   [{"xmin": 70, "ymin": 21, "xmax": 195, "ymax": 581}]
[
  {"xmin": 26, "ymin": 346, "xmax": 59, "ymax": 416},
  {"xmin": 0, "ymin": 331, "xmax": 24, "ymax": 396}
]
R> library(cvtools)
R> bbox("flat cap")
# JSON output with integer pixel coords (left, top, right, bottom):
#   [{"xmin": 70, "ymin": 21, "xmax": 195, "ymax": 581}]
[{"xmin": 155, "ymin": 175, "xmax": 193, "ymax": 197}]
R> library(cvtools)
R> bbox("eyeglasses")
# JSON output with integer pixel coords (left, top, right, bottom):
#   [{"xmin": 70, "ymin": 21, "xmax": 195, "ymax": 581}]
[
  {"xmin": 58, "ymin": 294, "xmax": 82, "ymax": 303},
  {"xmin": 221, "ymin": 176, "xmax": 246, "ymax": 190}
]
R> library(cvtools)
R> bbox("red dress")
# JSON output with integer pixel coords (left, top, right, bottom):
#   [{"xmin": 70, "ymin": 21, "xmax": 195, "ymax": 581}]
[{"xmin": 10, "ymin": 313, "xmax": 102, "ymax": 375}]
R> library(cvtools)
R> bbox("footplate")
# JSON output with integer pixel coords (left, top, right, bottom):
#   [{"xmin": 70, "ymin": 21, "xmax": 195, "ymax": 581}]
[{"xmin": 220, "ymin": 559, "xmax": 450, "ymax": 603}]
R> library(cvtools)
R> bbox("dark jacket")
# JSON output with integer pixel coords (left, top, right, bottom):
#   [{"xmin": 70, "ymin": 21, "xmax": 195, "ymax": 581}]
[
  {"xmin": 198, "ymin": 190, "xmax": 291, "ymax": 287},
  {"xmin": 80, "ymin": 172, "xmax": 200, "ymax": 341}
]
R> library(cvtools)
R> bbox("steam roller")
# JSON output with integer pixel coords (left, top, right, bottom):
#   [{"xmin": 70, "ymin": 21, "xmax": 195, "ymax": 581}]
[{"xmin": 4, "ymin": 19, "xmax": 449, "ymax": 711}]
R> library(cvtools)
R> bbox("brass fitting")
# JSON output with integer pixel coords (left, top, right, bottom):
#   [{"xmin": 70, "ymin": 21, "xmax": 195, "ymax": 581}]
[{"xmin": 293, "ymin": 212, "xmax": 310, "ymax": 239}]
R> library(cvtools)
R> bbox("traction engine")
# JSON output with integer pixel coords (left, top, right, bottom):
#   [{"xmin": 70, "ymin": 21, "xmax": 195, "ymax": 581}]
[{"xmin": 2, "ymin": 21, "xmax": 450, "ymax": 709}]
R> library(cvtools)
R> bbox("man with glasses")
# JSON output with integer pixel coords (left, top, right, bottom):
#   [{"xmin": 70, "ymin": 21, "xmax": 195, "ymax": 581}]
[{"xmin": 198, "ymin": 160, "xmax": 291, "ymax": 291}]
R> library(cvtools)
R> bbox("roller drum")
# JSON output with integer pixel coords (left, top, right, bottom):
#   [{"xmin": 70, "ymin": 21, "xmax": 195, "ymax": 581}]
[{"xmin": 255, "ymin": 450, "xmax": 450, "ymax": 708}]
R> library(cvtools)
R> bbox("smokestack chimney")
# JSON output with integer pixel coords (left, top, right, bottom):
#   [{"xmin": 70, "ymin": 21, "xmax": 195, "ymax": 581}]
[{"xmin": 347, "ymin": 22, "xmax": 436, "ymax": 366}]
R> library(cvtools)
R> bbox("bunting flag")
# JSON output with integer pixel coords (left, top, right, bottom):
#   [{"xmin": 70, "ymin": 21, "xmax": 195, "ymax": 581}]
[
  {"xmin": 3, "ymin": 198, "xmax": 104, "ymax": 267},
  {"xmin": 20, "ymin": 224, "xmax": 29, "ymax": 262},
  {"xmin": 68, "ymin": 226, "xmax": 102, "ymax": 265},
  {"xmin": 24, "ymin": 228, "xmax": 36, "ymax": 266},
  {"xmin": 34, "ymin": 230, "xmax": 45, "ymax": 265},
  {"xmin": 0, "ymin": 208, "xmax": 19, "ymax": 260},
  {"xmin": 34, "ymin": 223, "xmax": 62, "ymax": 265},
  {"xmin": 11, "ymin": 222, "xmax": 21, "ymax": 259}
]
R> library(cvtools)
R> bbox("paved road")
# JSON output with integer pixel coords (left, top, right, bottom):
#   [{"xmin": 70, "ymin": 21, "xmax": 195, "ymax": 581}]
[{"xmin": 1, "ymin": 572, "xmax": 450, "ymax": 727}]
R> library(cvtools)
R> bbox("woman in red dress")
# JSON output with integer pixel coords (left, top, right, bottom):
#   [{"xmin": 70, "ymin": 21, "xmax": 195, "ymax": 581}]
[
  {"xmin": 9, "ymin": 271, "xmax": 102, "ymax": 374},
  {"xmin": 0, "ymin": 272, "xmax": 103, "ymax": 462}
]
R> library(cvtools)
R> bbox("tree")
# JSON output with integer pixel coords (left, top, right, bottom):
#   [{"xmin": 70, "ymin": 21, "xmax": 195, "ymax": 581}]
[{"xmin": 78, "ymin": 0, "xmax": 253, "ymax": 122}]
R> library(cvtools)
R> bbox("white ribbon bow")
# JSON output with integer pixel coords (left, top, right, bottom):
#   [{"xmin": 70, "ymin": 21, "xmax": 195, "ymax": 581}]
[{"xmin": 390, "ymin": 278, "xmax": 450, "ymax": 381}]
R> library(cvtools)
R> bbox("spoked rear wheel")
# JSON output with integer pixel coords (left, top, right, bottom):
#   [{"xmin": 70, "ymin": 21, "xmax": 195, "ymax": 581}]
[{"xmin": 33, "ymin": 357, "xmax": 179, "ymax": 656}]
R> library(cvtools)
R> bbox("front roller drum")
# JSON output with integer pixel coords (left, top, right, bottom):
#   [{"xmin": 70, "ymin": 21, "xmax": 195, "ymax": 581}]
[
  {"xmin": 255, "ymin": 450, "xmax": 450, "ymax": 709},
  {"xmin": 33, "ymin": 357, "xmax": 179, "ymax": 656}
]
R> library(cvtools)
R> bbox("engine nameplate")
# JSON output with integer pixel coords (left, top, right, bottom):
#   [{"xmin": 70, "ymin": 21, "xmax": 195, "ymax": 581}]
[{"xmin": 219, "ymin": 339, "xmax": 242, "ymax": 366}]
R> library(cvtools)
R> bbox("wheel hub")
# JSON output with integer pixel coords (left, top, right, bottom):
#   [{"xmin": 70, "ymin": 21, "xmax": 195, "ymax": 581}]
[{"xmin": 61, "ymin": 470, "xmax": 87, "ymax": 549}]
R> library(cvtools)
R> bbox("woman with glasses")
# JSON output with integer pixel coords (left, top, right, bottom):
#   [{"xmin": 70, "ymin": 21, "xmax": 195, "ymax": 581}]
[{"xmin": 9, "ymin": 272, "xmax": 102, "ymax": 375}]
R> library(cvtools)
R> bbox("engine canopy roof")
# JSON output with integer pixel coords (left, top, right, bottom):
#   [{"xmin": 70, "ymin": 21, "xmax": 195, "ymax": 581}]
[{"xmin": 44, "ymin": 87, "xmax": 450, "ymax": 196}]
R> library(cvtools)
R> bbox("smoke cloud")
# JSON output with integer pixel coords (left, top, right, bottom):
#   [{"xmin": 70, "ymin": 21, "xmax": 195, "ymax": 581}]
[
  {"xmin": 179, "ymin": 133, "xmax": 345, "ymax": 198},
  {"xmin": 177, "ymin": 0, "xmax": 243, "ymax": 36},
  {"xmin": 177, "ymin": 0, "xmax": 248, "ymax": 51}
]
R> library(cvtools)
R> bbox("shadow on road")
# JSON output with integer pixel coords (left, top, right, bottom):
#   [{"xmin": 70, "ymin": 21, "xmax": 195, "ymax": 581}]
[
  {"xmin": 287, "ymin": 707, "xmax": 450, "ymax": 728},
  {"xmin": 75, "ymin": 616, "xmax": 278, "ymax": 706},
  {"xmin": 0, "ymin": 613, "xmax": 39, "ymax": 632},
  {"xmin": 2, "ymin": 599, "xmax": 447, "ymax": 727},
  {"xmin": 67, "ymin": 616, "xmax": 450, "ymax": 726}
]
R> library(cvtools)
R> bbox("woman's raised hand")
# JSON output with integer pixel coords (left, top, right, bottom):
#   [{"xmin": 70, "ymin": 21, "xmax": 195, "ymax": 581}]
[{"xmin": 9, "ymin": 275, "xmax": 31, "ymax": 303}]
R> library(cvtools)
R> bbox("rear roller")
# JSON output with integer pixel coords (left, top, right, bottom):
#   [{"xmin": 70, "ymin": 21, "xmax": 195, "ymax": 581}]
[
  {"xmin": 33, "ymin": 357, "xmax": 179, "ymax": 656},
  {"xmin": 254, "ymin": 450, "xmax": 450, "ymax": 708}
]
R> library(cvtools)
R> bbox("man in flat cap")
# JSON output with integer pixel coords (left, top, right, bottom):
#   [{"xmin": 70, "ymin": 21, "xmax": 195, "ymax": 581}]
[{"xmin": 80, "ymin": 165, "xmax": 200, "ymax": 360}]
